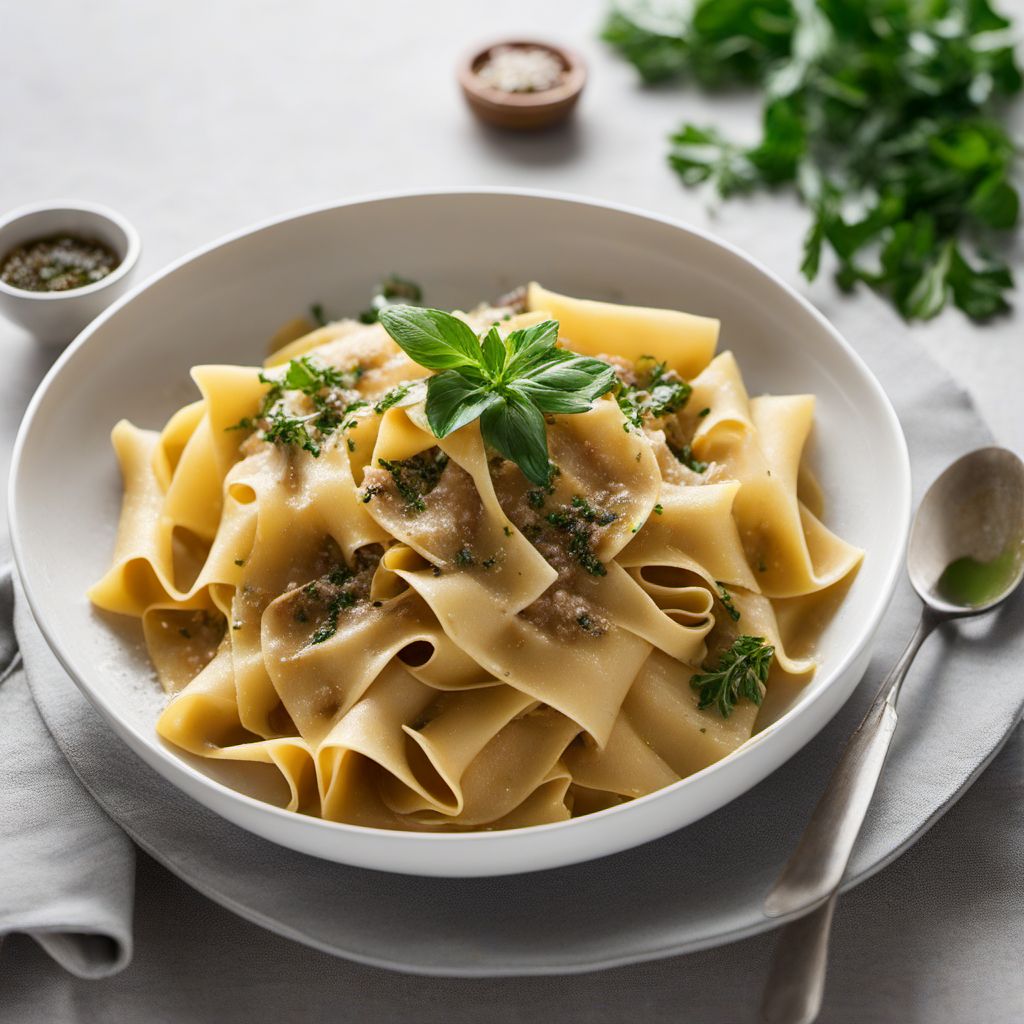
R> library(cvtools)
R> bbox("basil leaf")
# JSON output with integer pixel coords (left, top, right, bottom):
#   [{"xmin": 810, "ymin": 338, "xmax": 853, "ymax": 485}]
[
  {"xmin": 512, "ymin": 357, "xmax": 616, "ymax": 413},
  {"xmin": 507, "ymin": 380, "xmax": 592, "ymax": 415},
  {"xmin": 426, "ymin": 372, "xmax": 501, "ymax": 438},
  {"xmin": 505, "ymin": 320, "xmax": 561, "ymax": 375},
  {"xmin": 480, "ymin": 392, "xmax": 551, "ymax": 486},
  {"xmin": 480, "ymin": 325, "xmax": 507, "ymax": 377},
  {"xmin": 379, "ymin": 306, "xmax": 484, "ymax": 372}
]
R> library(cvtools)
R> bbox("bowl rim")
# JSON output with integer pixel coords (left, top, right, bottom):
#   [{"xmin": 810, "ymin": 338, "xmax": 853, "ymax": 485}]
[
  {"xmin": 8, "ymin": 186, "xmax": 912, "ymax": 848},
  {"xmin": 0, "ymin": 198, "xmax": 142, "ymax": 302}
]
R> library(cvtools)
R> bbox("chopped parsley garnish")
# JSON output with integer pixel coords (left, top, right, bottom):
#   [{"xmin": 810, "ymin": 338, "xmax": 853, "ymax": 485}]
[
  {"xmin": 690, "ymin": 635, "xmax": 774, "ymax": 718},
  {"xmin": 310, "ymin": 303, "xmax": 327, "ymax": 327},
  {"xmin": 327, "ymin": 565, "xmax": 353, "ymax": 587},
  {"xmin": 526, "ymin": 470, "xmax": 559, "ymax": 510},
  {"xmin": 669, "ymin": 440, "xmax": 708, "ymax": 473},
  {"xmin": 228, "ymin": 355, "xmax": 365, "ymax": 457},
  {"xmin": 455, "ymin": 546, "xmax": 475, "ymax": 567},
  {"xmin": 310, "ymin": 590, "xmax": 358, "ymax": 645},
  {"xmin": 378, "ymin": 449, "xmax": 450, "ymax": 513},
  {"xmin": 698, "ymin": 407, "xmax": 711, "ymax": 418},
  {"xmin": 653, "ymin": 503, "xmax": 664, "ymax": 515},
  {"xmin": 234, "ymin": 558, "xmax": 245, "ymax": 567},
  {"xmin": 359, "ymin": 275, "xmax": 424, "ymax": 324},
  {"xmin": 576, "ymin": 612, "xmax": 606, "ymax": 637},
  {"xmin": 569, "ymin": 494, "xmax": 618, "ymax": 526},
  {"xmin": 293, "ymin": 547, "xmax": 381, "ymax": 646},
  {"xmin": 716, "ymin": 582, "xmax": 741, "ymax": 622},
  {"xmin": 546, "ymin": 495, "xmax": 618, "ymax": 576},
  {"xmin": 262, "ymin": 407, "xmax": 323, "ymax": 457},
  {"xmin": 615, "ymin": 355, "xmax": 692, "ymax": 430},
  {"xmin": 377, "ymin": 307, "xmax": 615, "ymax": 486},
  {"xmin": 374, "ymin": 383, "xmax": 413, "ymax": 414}
]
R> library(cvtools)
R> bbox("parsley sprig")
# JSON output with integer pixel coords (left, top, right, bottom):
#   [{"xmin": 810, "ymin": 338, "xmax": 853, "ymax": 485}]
[
  {"xmin": 377, "ymin": 306, "xmax": 616, "ymax": 485},
  {"xmin": 604, "ymin": 0, "xmax": 1021, "ymax": 321},
  {"xmin": 690, "ymin": 635, "xmax": 774, "ymax": 718},
  {"xmin": 230, "ymin": 356, "xmax": 364, "ymax": 458},
  {"xmin": 545, "ymin": 495, "xmax": 618, "ymax": 577},
  {"xmin": 377, "ymin": 450, "xmax": 450, "ymax": 514},
  {"xmin": 615, "ymin": 354, "xmax": 692, "ymax": 429},
  {"xmin": 716, "ymin": 582, "xmax": 742, "ymax": 622},
  {"xmin": 668, "ymin": 440, "xmax": 708, "ymax": 474}
]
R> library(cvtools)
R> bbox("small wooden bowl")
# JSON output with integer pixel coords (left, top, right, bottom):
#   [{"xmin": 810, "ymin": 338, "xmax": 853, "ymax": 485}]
[{"xmin": 458, "ymin": 40, "xmax": 586, "ymax": 131}]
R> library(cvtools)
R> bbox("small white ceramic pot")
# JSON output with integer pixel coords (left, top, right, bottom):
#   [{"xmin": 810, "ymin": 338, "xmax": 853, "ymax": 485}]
[{"xmin": 0, "ymin": 200, "xmax": 141, "ymax": 347}]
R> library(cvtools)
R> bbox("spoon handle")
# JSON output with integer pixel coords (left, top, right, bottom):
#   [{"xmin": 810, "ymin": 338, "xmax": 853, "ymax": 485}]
[
  {"xmin": 760, "ymin": 895, "xmax": 836, "ymax": 1024},
  {"xmin": 763, "ymin": 609, "xmax": 938, "ymax": 918}
]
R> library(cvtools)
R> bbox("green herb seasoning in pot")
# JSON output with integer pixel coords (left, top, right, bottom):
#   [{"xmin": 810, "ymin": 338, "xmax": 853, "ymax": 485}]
[{"xmin": 1, "ymin": 234, "xmax": 120, "ymax": 292}]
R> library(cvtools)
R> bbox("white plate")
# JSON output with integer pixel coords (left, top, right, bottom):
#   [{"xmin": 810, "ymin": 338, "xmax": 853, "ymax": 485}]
[{"xmin": 9, "ymin": 190, "xmax": 910, "ymax": 876}]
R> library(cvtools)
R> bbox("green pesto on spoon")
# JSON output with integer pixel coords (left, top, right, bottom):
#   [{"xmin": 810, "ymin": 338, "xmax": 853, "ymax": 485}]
[{"xmin": 761, "ymin": 446, "xmax": 1024, "ymax": 1024}]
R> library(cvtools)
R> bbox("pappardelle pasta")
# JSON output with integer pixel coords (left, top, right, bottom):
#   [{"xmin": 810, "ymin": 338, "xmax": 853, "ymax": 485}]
[{"xmin": 90, "ymin": 282, "xmax": 862, "ymax": 831}]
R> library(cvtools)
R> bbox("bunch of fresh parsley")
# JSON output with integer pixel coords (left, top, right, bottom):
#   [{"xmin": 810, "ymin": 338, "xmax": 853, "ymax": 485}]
[
  {"xmin": 377, "ymin": 307, "xmax": 616, "ymax": 485},
  {"xmin": 603, "ymin": 0, "xmax": 1022, "ymax": 321}
]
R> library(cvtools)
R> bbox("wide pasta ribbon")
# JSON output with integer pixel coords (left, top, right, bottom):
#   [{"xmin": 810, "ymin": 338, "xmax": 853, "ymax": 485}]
[{"xmin": 94, "ymin": 287, "xmax": 864, "ymax": 831}]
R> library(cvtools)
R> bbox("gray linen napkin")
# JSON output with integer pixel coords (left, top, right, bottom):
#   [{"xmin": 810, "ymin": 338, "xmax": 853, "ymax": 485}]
[
  {"xmin": 0, "ymin": 737, "xmax": 1019, "ymax": 1024},
  {"xmin": 0, "ymin": 566, "xmax": 135, "ymax": 979}
]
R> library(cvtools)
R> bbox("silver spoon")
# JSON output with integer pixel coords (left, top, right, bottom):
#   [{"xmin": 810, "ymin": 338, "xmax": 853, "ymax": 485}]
[{"xmin": 760, "ymin": 446, "xmax": 1024, "ymax": 1024}]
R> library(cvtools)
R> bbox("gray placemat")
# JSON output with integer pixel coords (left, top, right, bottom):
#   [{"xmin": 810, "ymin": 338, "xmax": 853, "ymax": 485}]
[{"xmin": 16, "ymin": 309, "xmax": 1024, "ymax": 976}]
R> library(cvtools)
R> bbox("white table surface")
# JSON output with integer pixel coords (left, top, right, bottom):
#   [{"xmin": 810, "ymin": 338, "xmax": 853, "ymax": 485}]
[
  {"xmin": 1, "ymin": 3, "xmax": 1021, "ymax": 1022},
  {"xmin": 2, "ymin": 0, "xmax": 1021, "ymax": 456}
]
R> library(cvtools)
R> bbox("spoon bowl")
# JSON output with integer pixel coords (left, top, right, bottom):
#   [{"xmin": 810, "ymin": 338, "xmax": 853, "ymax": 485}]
[{"xmin": 908, "ymin": 446, "xmax": 1024, "ymax": 615}]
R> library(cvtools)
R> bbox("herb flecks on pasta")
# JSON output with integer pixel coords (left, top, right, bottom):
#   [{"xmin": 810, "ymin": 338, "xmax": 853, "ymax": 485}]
[
  {"xmin": 231, "ymin": 355, "xmax": 365, "ymax": 458},
  {"xmin": 545, "ymin": 495, "xmax": 618, "ymax": 578},
  {"xmin": 615, "ymin": 355, "xmax": 692, "ymax": 430},
  {"xmin": 376, "ymin": 450, "xmax": 450, "ymax": 515},
  {"xmin": 89, "ymin": 282, "xmax": 863, "ymax": 832}
]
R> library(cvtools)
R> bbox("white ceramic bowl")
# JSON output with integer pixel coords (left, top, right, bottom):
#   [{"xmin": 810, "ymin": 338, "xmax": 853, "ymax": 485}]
[
  {"xmin": 0, "ymin": 200, "xmax": 141, "ymax": 346},
  {"xmin": 9, "ymin": 190, "xmax": 910, "ymax": 876}
]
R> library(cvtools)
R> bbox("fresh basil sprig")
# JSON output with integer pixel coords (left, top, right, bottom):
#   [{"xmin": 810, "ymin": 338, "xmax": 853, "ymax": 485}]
[{"xmin": 378, "ymin": 306, "xmax": 616, "ymax": 485}]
